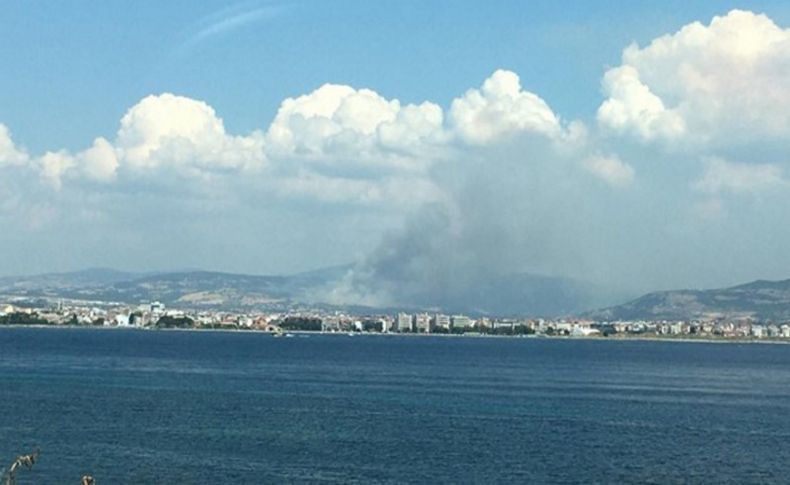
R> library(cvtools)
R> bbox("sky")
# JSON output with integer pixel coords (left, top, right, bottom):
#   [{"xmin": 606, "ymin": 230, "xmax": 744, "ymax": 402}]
[{"xmin": 3, "ymin": 0, "xmax": 790, "ymax": 304}]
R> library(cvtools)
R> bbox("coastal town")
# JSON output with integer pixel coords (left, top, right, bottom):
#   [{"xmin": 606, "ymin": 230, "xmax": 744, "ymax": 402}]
[{"xmin": 2, "ymin": 298, "xmax": 790, "ymax": 341}]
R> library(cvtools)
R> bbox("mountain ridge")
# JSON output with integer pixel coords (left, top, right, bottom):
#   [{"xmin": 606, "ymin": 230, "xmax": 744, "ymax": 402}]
[
  {"xmin": 587, "ymin": 278, "xmax": 790, "ymax": 321},
  {"xmin": 0, "ymin": 266, "xmax": 613, "ymax": 316}
]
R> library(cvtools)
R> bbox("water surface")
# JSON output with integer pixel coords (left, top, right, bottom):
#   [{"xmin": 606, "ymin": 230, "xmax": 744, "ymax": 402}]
[{"xmin": 1, "ymin": 328, "xmax": 789, "ymax": 483}]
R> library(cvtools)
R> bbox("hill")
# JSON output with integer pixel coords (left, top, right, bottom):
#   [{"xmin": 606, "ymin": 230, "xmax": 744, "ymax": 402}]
[
  {"xmin": 0, "ymin": 266, "xmax": 617, "ymax": 316},
  {"xmin": 587, "ymin": 279, "xmax": 790, "ymax": 321},
  {"xmin": 0, "ymin": 266, "xmax": 351, "ymax": 310}
]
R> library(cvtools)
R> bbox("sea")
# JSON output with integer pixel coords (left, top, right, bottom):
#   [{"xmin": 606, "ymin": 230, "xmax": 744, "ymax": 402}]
[{"xmin": 1, "ymin": 328, "xmax": 790, "ymax": 484}]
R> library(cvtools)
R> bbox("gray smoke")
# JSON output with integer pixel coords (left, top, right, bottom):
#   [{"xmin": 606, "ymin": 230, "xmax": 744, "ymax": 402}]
[{"xmin": 320, "ymin": 136, "xmax": 630, "ymax": 315}]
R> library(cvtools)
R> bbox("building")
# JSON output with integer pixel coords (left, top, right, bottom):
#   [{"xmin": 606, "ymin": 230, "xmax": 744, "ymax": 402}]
[
  {"xmin": 150, "ymin": 301, "xmax": 165, "ymax": 315},
  {"xmin": 571, "ymin": 324, "xmax": 599, "ymax": 337},
  {"xmin": 322, "ymin": 316, "xmax": 341, "ymax": 332},
  {"xmin": 237, "ymin": 316, "xmax": 254, "ymax": 328},
  {"xmin": 396, "ymin": 313, "xmax": 413, "ymax": 332},
  {"xmin": 492, "ymin": 320, "xmax": 516, "ymax": 331},
  {"xmin": 414, "ymin": 313, "xmax": 431, "ymax": 333},
  {"xmin": 451, "ymin": 315, "xmax": 473, "ymax": 329},
  {"xmin": 433, "ymin": 314, "xmax": 451, "ymax": 330}
]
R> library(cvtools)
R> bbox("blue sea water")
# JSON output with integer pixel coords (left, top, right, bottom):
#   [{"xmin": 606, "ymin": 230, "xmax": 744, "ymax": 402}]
[{"xmin": 1, "ymin": 329, "xmax": 790, "ymax": 483}]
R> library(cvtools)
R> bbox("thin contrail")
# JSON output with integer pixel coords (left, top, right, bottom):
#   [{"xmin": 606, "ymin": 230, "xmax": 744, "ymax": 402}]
[{"xmin": 175, "ymin": 2, "xmax": 287, "ymax": 54}]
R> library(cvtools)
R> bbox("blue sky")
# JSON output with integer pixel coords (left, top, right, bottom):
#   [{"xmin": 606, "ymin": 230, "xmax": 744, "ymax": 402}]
[
  {"xmin": 3, "ymin": 1, "xmax": 790, "ymax": 303},
  {"xmin": 4, "ymin": 0, "xmax": 789, "ymax": 152}
]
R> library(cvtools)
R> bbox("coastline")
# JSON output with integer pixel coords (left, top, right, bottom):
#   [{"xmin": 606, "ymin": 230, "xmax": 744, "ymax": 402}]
[{"xmin": 1, "ymin": 324, "xmax": 789, "ymax": 345}]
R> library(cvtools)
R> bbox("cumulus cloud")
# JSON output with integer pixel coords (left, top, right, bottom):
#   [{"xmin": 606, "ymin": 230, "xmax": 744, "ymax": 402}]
[
  {"xmin": 27, "ymin": 138, "xmax": 119, "ymax": 189},
  {"xmin": 117, "ymin": 93, "xmax": 265, "ymax": 173},
  {"xmin": 693, "ymin": 157, "xmax": 788, "ymax": 195},
  {"xmin": 597, "ymin": 66, "xmax": 685, "ymax": 141},
  {"xmin": 37, "ymin": 151, "xmax": 75, "ymax": 189},
  {"xmin": 27, "ymin": 94, "xmax": 268, "ymax": 188},
  {"xmin": 266, "ymin": 83, "xmax": 445, "ymax": 170},
  {"xmin": 0, "ymin": 124, "xmax": 29, "ymax": 166},
  {"xmin": 4, "ymin": 70, "xmax": 596, "ymax": 208},
  {"xmin": 80, "ymin": 137, "xmax": 119, "ymax": 182},
  {"xmin": 582, "ymin": 154, "xmax": 635, "ymax": 187},
  {"xmin": 11, "ymin": 27, "xmax": 790, "ymax": 298},
  {"xmin": 598, "ymin": 9, "xmax": 790, "ymax": 146},
  {"xmin": 450, "ymin": 69, "xmax": 563, "ymax": 144}
]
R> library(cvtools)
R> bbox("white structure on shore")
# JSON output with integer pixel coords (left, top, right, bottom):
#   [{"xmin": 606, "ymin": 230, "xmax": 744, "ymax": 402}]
[{"xmin": 396, "ymin": 313, "xmax": 413, "ymax": 332}]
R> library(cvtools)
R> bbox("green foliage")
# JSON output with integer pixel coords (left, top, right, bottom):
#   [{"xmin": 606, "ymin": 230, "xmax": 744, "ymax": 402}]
[
  {"xmin": 155, "ymin": 315, "xmax": 195, "ymax": 328},
  {"xmin": 279, "ymin": 317, "xmax": 321, "ymax": 331},
  {"xmin": 362, "ymin": 320, "xmax": 383, "ymax": 332},
  {"xmin": 0, "ymin": 312, "xmax": 51, "ymax": 326}
]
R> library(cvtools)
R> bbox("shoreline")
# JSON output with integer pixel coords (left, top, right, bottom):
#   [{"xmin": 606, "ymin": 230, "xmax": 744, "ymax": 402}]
[{"xmin": 1, "ymin": 324, "xmax": 789, "ymax": 345}]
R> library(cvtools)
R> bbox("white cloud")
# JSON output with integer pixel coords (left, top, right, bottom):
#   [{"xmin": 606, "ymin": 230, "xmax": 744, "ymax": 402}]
[
  {"xmin": 262, "ymin": 83, "xmax": 449, "ymax": 205},
  {"xmin": 274, "ymin": 170, "xmax": 441, "ymax": 207},
  {"xmin": 598, "ymin": 10, "xmax": 790, "ymax": 145},
  {"xmin": 693, "ymin": 157, "xmax": 788, "ymax": 195},
  {"xmin": 450, "ymin": 69, "xmax": 562, "ymax": 144},
  {"xmin": 80, "ymin": 137, "xmax": 118, "ymax": 182},
  {"xmin": 32, "ymin": 138, "xmax": 118, "ymax": 188},
  {"xmin": 597, "ymin": 66, "xmax": 685, "ymax": 141},
  {"xmin": 2, "ymin": 69, "xmax": 616, "ymax": 211},
  {"xmin": 265, "ymin": 83, "xmax": 445, "ymax": 170},
  {"xmin": 117, "ymin": 93, "xmax": 265, "ymax": 173},
  {"xmin": 0, "ymin": 124, "xmax": 29, "ymax": 166},
  {"xmin": 38, "ymin": 151, "xmax": 75, "ymax": 190},
  {"xmin": 583, "ymin": 154, "xmax": 635, "ymax": 187}
]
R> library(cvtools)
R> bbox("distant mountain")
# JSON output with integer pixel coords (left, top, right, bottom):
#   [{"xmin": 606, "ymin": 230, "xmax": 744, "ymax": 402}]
[
  {"xmin": 0, "ymin": 265, "xmax": 619, "ymax": 316},
  {"xmin": 9, "ymin": 268, "xmax": 790, "ymax": 319},
  {"xmin": 0, "ymin": 266, "xmax": 352, "ymax": 310},
  {"xmin": 0, "ymin": 267, "xmax": 147, "ymax": 289},
  {"xmin": 395, "ymin": 272, "xmax": 621, "ymax": 317},
  {"xmin": 587, "ymin": 279, "xmax": 790, "ymax": 321}
]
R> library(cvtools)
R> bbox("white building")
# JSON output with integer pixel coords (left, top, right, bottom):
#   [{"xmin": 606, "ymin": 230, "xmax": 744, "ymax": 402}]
[
  {"xmin": 322, "ymin": 316, "xmax": 341, "ymax": 332},
  {"xmin": 150, "ymin": 301, "xmax": 165, "ymax": 315},
  {"xmin": 396, "ymin": 313, "xmax": 413, "ymax": 332},
  {"xmin": 414, "ymin": 313, "xmax": 431, "ymax": 333},
  {"xmin": 433, "ymin": 314, "xmax": 451, "ymax": 330},
  {"xmin": 237, "ymin": 316, "xmax": 254, "ymax": 327},
  {"xmin": 571, "ymin": 324, "xmax": 600, "ymax": 337},
  {"xmin": 451, "ymin": 315, "xmax": 473, "ymax": 329}
]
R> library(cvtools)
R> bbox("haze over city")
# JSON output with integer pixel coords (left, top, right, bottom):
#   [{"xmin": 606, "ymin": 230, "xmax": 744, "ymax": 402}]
[{"xmin": 3, "ymin": 1, "xmax": 790, "ymax": 309}]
